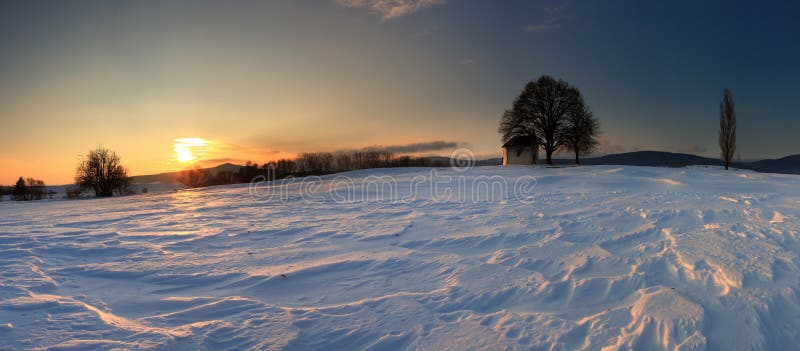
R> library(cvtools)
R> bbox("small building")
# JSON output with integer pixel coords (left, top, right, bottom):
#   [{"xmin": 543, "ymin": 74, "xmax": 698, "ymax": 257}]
[{"xmin": 502, "ymin": 135, "xmax": 538, "ymax": 165}]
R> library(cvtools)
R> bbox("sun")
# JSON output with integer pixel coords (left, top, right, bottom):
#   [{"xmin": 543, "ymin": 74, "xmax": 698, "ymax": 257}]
[
  {"xmin": 175, "ymin": 145, "xmax": 195, "ymax": 163},
  {"xmin": 174, "ymin": 138, "xmax": 208, "ymax": 163}
]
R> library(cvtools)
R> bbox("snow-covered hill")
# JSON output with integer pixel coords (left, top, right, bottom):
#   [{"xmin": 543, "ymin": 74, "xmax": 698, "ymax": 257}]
[{"xmin": 2, "ymin": 166, "xmax": 800, "ymax": 350}]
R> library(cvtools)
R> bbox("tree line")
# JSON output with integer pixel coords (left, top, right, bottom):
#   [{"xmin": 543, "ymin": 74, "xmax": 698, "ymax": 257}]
[
  {"xmin": 2, "ymin": 147, "xmax": 449, "ymax": 199},
  {"xmin": 0, "ymin": 177, "xmax": 49, "ymax": 201},
  {"xmin": 178, "ymin": 151, "xmax": 447, "ymax": 188}
]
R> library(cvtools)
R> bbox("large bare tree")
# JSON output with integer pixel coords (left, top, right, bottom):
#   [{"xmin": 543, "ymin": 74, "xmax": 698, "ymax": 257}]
[
  {"xmin": 562, "ymin": 106, "xmax": 600, "ymax": 164},
  {"xmin": 719, "ymin": 89, "xmax": 737, "ymax": 170},
  {"xmin": 499, "ymin": 86, "xmax": 537, "ymax": 145},
  {"xmin": 76, "ymin": 146, "xmax": 130, "ymax": 197},
  {"xmin": 499, "ymin": 75, "xmax": 586, "ymax": 164}
]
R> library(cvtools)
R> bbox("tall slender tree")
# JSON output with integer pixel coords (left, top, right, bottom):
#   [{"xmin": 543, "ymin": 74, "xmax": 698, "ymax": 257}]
[
  {"xmin": 719, "ymin": 89, "xmax": 737, "ymax": 170},
  {"xmin": 562, "ymin": 106, "xmax": 600, "ymax": 164}
]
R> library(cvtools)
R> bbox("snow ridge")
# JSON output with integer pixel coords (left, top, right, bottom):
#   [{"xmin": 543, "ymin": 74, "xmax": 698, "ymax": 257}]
[{"xmin": 1, "ymin": 166, "xmax": 800, "ymax": 350}]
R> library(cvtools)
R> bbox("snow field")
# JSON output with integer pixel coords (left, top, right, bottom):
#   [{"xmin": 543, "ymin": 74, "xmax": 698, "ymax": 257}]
[{"xmin": 1, "ymin": 166, "xmax": 800, "ymax": 350}]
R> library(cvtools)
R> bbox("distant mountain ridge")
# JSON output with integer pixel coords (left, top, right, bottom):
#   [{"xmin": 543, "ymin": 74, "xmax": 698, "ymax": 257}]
[
  {"xmin": 578, "ymin": 151, "xmax": 724, "ymax": 167},
  {"xmin": 132, "ymin": 163, "xmax": 241, "ymax": 184},
  {"xmin": 747, "ymin": 154, "xmax": 800, "ymax": 174},
  {"xmin": 130, "ymin": 152, "xmax": 800, "ymax": 184},
  {"xmin": 485, "ymin": 151, "xmax": 800, "ymax": 175},
  {"xmin": 565, "ymin": 151, "xmax": 800, "ymax": 174}
]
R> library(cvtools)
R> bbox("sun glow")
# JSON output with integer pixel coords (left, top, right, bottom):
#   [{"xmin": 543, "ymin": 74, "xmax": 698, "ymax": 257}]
[{"xmin": 174, "ymin": 138, "xmax": 208, "ymax": 163}]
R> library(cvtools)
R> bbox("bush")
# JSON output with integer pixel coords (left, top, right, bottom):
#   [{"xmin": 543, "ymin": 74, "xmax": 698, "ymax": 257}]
[
  {"xmin": 26, "ymin": 178, "xmax": 45, "ymax": 200},
  {"xmin": 65, "ymin": 187, "xmax": 82, "ymax": 199},
  {"xmin": 177, "ymin": 166, "xmax": 210, "ymax": 188}
]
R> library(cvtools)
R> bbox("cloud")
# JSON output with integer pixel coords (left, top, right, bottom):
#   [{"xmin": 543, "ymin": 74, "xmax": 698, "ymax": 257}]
[
  {"xmin": 458, "ymin": 58, "xmax": 475, "ymax": 65},
  {"xmin": 524, "ymin": 14, "xmax": 572, "ymax": 33},
  {"xmin": 524, "ymin": 22, "xmax": 561, "ymax": 33},
  {"xmin": 214, "ymin": 141, "xmax": 281, "ymax": 157},
  {"xmin": 362, "ymin": 140, "xmax": 460, "ymax": 154},
  {"xmin": 525, "ymin": 0, "xmax": 570, "ymax": 33},
  {"xmin": 525, "ymin": 23, "xmax": 561, "ymax": 33},
  {"xmin": 336, "ymin": 0, "xmax": 444, "ymax": 20}
]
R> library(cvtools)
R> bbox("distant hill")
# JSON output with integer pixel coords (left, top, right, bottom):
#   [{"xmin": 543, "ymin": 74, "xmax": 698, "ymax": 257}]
[
  {"xmin": 131, "ymin": 163, "xmax": 241, "ymax": 184},
  {"xmin": 561, "ymin": 151, "xmax": 800, "ymax": 175},
  {"xmin": 469, "ymin": 151, "xmax": 725, "ymax": 168},
  {"xmin": 129, "ymin": 152, "xmax": 800, "ymax": 184},
  {"xmin": 578, "ymin": 151, "xmax": 723, "ymax": 167},
  {"xmin": 747, "ymin": 155, "xmax": 800, "ymax": 174}
]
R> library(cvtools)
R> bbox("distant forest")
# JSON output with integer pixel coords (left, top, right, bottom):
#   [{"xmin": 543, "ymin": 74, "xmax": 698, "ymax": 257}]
[{"xmin": 177, "ymin": 150, "xmax": 450, "ymax": 189}]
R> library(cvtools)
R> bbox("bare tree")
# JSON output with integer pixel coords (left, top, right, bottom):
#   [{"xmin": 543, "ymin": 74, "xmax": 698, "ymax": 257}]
[
  {"xmin": 499, "ymin": 107, "xmax": 537, "ymax": 155},
  {"xmin": 334, "ymin": 153, "xmax": 353, "ymax": 173},
  {"xmin": 499, "ymin": 75, "xmax": 586, "ymax": 164},
  {"xmin": 177, "ymin": 166, "xmax": 210, "ymax": 188},
  {"xmin": 26, "ymin": 178, "xmax": 45, "ymax": 200},
  {"xmin": 76, "ymin": 146, "xmax": 131, "ymax": 197},
  {"xmin": 719, "ymin": 89, "xmax": 737, "ymax": 170},
  {"xmin": 562, "ymin": 106, "xmax": 600, "ymax": 164}
]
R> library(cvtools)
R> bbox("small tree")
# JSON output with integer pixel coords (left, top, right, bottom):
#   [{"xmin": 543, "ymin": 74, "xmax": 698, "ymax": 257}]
[
  {"xmin": 76, "ymin": 146, "xmax": 130, "ymax": 197},
  {"xmin": 25, "ymin": 178, "xmax": 45, "ymax": 200},
  {"xmin": 12, "ymin": 177, "xmax": 27, "ymax": 201},
  {"xmin": 562, "ymin": 106, "xmax": 600, "ymax": 164},
  {"xmin": 177, "ymin": 166, "xmax": 210, "ymax": 188},
  {"xmin": 719, "ymin": 89, "xmax": 737, "ymax": 170},
  {"xmin": 65, "ymin": 187, "xmax": 82, "ymax": 199}
]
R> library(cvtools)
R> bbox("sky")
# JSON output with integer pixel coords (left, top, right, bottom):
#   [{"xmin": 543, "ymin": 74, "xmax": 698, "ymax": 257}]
[{"xmin": 1, "ymin": 0, "xmax": 799, "ymax": 184}]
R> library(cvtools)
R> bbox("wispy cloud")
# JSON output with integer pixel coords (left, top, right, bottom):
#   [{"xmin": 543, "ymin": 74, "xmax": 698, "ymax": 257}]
[
  {"xmin": 214, "ymin": 141, "xmax": 281, "ymax": 158},
  {"xmin": 524, "ymin": 21, "xmax": 561, "ymax": 33},
  {"xmin": 336, "ymin": 0, "xmax": 444, "ymax": 20},
  {"xmin": 362, "ymin": 140, "xmax": 460, "ymax": 154},
  {"xmin": 458, "ymin": 58, "xmax": 475, "ymax": 65},
  {"xmin": 524, "ymin": 0, "xmax": 571, "ymax": 33}
]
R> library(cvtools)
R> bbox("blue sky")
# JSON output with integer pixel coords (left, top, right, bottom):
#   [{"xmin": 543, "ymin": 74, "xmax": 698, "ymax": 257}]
[{"xmin": 1, "ymin": 0, "xmax": 799, "ymax": 183}]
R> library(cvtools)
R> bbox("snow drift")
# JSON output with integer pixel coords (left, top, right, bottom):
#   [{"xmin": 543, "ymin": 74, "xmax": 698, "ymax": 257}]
[{"xmin": 1, "ymin": 166, "xmax": 800, "ymax": 350}]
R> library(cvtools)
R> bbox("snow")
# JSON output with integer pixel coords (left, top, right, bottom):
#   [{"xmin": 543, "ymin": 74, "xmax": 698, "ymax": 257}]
[{"xmin": 2, "ymin": 165, "xmax": 800, "ymax": 350}]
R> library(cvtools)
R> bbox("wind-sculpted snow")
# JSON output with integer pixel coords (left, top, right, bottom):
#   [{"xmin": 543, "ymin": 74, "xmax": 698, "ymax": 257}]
[{"xmin": 2, "ymin": 166, "xmax": 800, "ymax": 350}]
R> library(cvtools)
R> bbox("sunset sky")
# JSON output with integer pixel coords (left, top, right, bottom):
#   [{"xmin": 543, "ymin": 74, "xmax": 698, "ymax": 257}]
[{"xmin": 1, "ymin": 0, "xmax": 799, "ymax": 184}]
